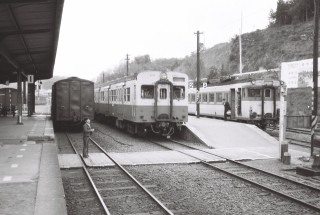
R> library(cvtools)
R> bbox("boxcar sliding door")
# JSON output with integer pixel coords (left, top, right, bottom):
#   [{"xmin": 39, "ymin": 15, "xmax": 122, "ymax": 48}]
[
  {"xmin": 81, "ymin": 81, "xmax": 94, "ymax": 120},
  {"xmin": 56, "ymin": 81, "xmax": 70, "ymax": 120}
]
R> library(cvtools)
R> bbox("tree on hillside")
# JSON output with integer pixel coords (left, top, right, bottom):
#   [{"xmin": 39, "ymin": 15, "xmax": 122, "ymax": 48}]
[
  {"xmin": 134, "ymin": 55, "xmax": 151, "ymax": 64},
  {"xmin": 269, "ymin": 0, "xmax": 314, "ymax": 27}
]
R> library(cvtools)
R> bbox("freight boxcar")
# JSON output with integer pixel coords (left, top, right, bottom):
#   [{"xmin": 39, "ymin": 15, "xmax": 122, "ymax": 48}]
[
  {"xmin": 51, "ymin": 77, "xmax": 94, "ymax": 127},
  {"xmin": 0, "ymin": 88, "xmax": 17, "ymax": 115}
]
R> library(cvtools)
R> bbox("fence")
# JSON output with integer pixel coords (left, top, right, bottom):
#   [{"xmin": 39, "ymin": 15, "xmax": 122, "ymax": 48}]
[{"xmin": 286, "ymin": 115, "xmax": 311, "ymax": 129}]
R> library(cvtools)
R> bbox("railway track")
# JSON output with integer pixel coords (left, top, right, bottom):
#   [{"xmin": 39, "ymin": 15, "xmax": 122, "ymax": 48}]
[
  {"xmin": 65, "ymin": 133, "xmax": 174, "ymax": 215},
  {"xmin": 266, "ymin": 127, "xmax": 311, "ymax": 147},
  {"xmin": 148, "ymin": 138, "xmax": 320, "ymax": 213}
]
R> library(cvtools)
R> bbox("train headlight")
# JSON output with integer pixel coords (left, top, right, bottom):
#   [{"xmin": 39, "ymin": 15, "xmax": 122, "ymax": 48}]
[{"xmin": 160, "ymin": 72, "xmax": 167, "ymax": 80}]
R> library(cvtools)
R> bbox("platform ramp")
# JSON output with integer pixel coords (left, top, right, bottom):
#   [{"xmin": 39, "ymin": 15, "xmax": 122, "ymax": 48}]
[{"xmin": 186, "ymin": 116, "xmax": 278, "ymax": 148}]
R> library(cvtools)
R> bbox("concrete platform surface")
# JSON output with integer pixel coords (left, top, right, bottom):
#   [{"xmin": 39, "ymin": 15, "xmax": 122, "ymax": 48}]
[
  {"xmin": 58, "ymin": 154, "xmax": 83, "ymax": 168},
  {"xmin": 0, "ymin": 114, "xmax": 67, "ymax": 215},
  {"xmin": 0, "ymin": 114, "xmax": 54, "ymax": 141}
]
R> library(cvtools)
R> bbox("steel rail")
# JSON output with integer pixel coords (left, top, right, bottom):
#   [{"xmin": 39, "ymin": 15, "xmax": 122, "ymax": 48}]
[
  {"xmin": 170, "ymin": 139, "xmax": 320, "ymax": 192},
  {"xmin": 148, "ymin": 139, "xmax": 320, "ymax": 213},
  {"xmin": 65, "ymin": 133, "xmax": 111, "ymax": 215},
  {"xmin": 89, "ymin": 137, "xmax": 174, "ymax": 215}
]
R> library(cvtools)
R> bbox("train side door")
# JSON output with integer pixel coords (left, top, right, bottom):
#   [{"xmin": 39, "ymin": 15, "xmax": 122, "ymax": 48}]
[
  {"xmin": 70, "ymin": 81, "xmax": 81, "ymax": 119},
  {"xmin": 230, "ymin": 88, "xmax": 236, "ymax": 119},
  {"xmin": 237, "ymin": 88, "xmax": 242, "ymax": 116}
]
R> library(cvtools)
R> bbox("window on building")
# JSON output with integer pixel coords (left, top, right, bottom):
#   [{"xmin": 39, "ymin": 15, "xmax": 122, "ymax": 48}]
[{"xmin": 141, "ymin": 85, "xmax": 154, "ymax": 99}]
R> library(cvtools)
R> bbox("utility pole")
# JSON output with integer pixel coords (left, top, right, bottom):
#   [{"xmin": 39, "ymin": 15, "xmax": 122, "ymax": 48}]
[
  {"xmin": 126, "ymin": 54, "xmax": 130, "ymax": 76},
  {"xmin": 194, "ymin": 31, "xmax": 203, "ymax": 118},
  {"xmin": 311, "ymin": 0, "xmax": 319, "ymax": 156},
  {"xmin": 102, "ymin": 72, "xmax": 104, "ymax": 83},
  {"xmin": 239, "ymin": 12, "xmax": 243, "ymax": 74}
]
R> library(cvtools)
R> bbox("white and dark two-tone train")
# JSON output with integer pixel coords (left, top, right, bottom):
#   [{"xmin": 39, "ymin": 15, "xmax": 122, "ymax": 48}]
[
  {"xmin": 94, "ymin": 71, "xmax": 189, "ymax": 136},
  {"xmin": 188, "ymin": 77, "xmax": 281, "ymax": 129}
]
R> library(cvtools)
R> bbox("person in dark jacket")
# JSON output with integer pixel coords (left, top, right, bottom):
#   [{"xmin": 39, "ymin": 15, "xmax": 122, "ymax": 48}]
[
  {"xmin": 223, "ymin": 99, "xmax": 231, "ymax": 120},
  {"xmin": 11, "ymin": 105, "xmax": 16, "ymax": 117},
  {"xmin": 83, "ymin": 118, "xmax": 94, "ymax": 158}
]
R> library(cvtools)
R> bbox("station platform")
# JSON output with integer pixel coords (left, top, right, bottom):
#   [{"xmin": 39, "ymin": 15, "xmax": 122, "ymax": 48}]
[
  {"xmin": 186, "ymin": 116, "xmax": 310, "ymax": 165},
  {"xmin": 0, "ymin": 111, "xmax": 67, "ymax": 215}
]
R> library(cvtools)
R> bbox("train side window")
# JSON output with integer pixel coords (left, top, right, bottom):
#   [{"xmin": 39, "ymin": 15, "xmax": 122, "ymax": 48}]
[
  {"xmin": 105, "ymin": 90, "xmax": 108, "ymax": 101},
  {"xmin": 173, "ymin": 86, "xmax": 185, "ymax": 100},
  {"xmin": 202, "ymin": 93, "xmax": 208, "ymax": 103},
  {"xmin": 216, "ymin": 92, "xmax": 223, "ymax": 102},
  {"xmin": 160, "ymin": 88, "xmax": 167, "ymax": 99},
  {"xmin": 124, "ymin": 87, "xmax": 130, "ymax": 102},
  {"xmin": 248, "ymin": 88, "xmax": 261, "ymax": 97},
  {"xmin": 100, "ymin": 92, "xmax": 104, "ymax": 101},
  {"xmin": 209, "ymin": 93, "xmax": 214, "ymax": 102},
  {"xmin": 265, "ymin": 89, "xmax": 271, "ymax": 98},
  {"xmin": 111, "ymin": 90, "xmax": 116, "ymax": 101},
  {"xmin": 191, "ymin": 94, "xmax": 195, "ymax": 102},
  {"xmin": 141, "ymin": 85, "xmax": 154, "ymax": 99}
]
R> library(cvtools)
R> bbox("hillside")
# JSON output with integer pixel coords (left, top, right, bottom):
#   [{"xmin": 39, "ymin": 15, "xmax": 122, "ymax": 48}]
[{"xmin": 176, "ymin": 20, "xmax": 316, "ymax": 80}]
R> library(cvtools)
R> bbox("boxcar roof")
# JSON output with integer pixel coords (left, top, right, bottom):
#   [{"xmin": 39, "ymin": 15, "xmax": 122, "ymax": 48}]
[{"xmin": 53, "ymin": 76, "xmax": 94, "ymax": 86}]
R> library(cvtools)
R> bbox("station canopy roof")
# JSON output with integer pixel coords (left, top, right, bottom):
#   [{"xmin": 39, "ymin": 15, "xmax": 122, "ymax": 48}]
[{"xmin": 0, "ymin": 0, "xmax": 64, "ymax": 84}]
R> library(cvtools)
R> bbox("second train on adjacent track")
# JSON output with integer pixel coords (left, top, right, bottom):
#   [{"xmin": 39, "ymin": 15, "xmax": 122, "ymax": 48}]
[
  {"xmin": 94, "ymin": 71, "xmax": 189, "ymax": 136},
  {"xmin": 188, "ymin": 77, "xmax": 281, "ymax": 129}
]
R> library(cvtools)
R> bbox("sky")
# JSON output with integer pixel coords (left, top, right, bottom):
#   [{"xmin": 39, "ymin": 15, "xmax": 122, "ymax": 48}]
[{"xmin": 53, "ymin": 0, "xmax": 278, "ymax": 81}]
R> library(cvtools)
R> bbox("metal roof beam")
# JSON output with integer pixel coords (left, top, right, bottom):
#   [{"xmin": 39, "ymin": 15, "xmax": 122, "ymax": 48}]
[
  {"xmin": 0, "ymin": 29, "xmax": 51, "ymax": 38},
  {"xmin": 11, "ymin": 50, "xmax": 49, "ymax": 57},
  {"xmin": 0, "ymin": 43, "xmax": 19, "ymax": 70},
  {"xmin": 8, "ymin": 5, "xmax": 38, "ymax": 75},
  {"xmin": 0, "ymin": 0, "xmax": 51, "ymax": 4}
]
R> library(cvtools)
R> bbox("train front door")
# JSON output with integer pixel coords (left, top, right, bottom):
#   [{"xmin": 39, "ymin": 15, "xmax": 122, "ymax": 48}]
[
  {"xmin": 155, "ymin": 83, "xmax": 172, "ymax": 120},
  {"xmin": 230, "ymin": 89, "xmax": 236, "ymax": 119}
]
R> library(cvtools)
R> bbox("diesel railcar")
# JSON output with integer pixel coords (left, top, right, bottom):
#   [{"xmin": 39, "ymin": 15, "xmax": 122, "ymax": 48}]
[
  {"xmin": 95, "ymin": 71, "xmax": 188, "ymax": 136},
  {"xmin": 188, "ymin": 78, "xmax": 281, "ymax": 128},
  {"xmin": 51, "ymin": 77, "xmax": 94, "ymax": 127}
]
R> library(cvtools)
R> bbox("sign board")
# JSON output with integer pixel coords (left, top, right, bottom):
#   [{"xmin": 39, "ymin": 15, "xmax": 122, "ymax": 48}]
[
  {"xmin": 203, "ymin": 82, "xmax": 207, "ymax": 88},
  {"xmin": 196, "ymin": 90, "xmax": 201, "ymax": 103},
  {"xmin": 27, "ymin": 75, "xmax": 34, "ymax": 84}
]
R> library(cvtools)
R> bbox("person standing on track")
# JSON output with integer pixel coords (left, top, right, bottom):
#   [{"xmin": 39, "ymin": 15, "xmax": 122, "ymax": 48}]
[
  {"xmin": 83, "ymin": 118, "xmax": 94, "ymax": 158},
  {"xmin": 223, "ymin": 99, "xmax": 231, "ymax": 120}
]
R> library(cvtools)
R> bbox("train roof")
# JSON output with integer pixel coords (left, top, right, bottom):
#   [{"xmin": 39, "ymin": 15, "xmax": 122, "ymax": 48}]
[
  {"xmin": 53, "ymin": 77, "xmax": 94, "ymax": 86},
  {"xmin": 190, "ymin": 78, "xmax": 281, "ymax": 89},
  {"xmin": 95, "ymin": 71, "xmax": 187, "ymax": 88}
]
